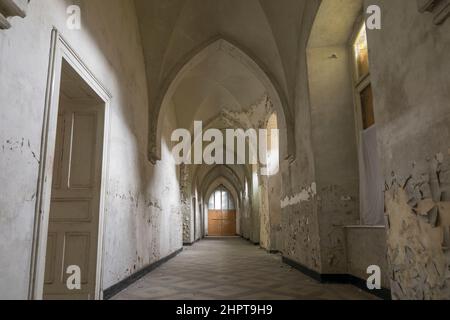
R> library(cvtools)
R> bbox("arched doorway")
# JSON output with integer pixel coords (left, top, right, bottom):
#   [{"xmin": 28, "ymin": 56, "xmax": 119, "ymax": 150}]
[{"xmin": 207, "ymin": 186, "xmax": 236, "ymax": 236}]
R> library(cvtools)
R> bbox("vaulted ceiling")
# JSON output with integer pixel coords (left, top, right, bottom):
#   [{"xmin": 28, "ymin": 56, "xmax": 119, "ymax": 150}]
[
  {"xmin": 135, "ymin": 0, "xmax": 307, "ymax": 111},
  {"xmin": 170, "ymin": 40, "xmax": 266, "ymax": 130},
  {"xmin": 134, "ymin": 0, "xmax": 309, "ymax": 162}
]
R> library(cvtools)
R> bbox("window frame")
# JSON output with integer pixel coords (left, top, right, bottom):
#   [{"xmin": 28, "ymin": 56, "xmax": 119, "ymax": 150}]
[
  {"xmin": 349, "ymin": 18, "xmax": 375, "ymax": 142},
  {"xmin": 208, "ymin": 186, "xmax": 235, "ymax": 211},
  {"xmin": 348, "ymin": 17, "xmax": 385, "ymax": 227},
  {"xmin": 349, "ymin": 17, "xmax": 372, "ymax": 226}
]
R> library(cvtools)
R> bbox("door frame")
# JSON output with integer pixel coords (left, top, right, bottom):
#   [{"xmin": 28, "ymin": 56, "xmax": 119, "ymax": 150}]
[{"xmin": 28, "ymin": 28, "xmax": 112, "ymax": 300}]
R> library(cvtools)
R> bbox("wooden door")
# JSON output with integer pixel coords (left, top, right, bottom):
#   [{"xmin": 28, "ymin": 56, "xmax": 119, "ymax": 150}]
[
  {"xmin": 208, "ymin": 210, "xmax": 236, "ymax": 236},
  {"xmin": 43, "ymin": 100, "xmax": 104, "ymax": 300}
]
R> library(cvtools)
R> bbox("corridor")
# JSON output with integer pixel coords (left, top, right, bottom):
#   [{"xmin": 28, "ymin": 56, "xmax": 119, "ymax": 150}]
[
  {"xmin": 1, "ymin": 0, "xmax": 450, "ymax": 301},
  {"xmin": 113, "ymin": 238, "xmax": 376, "ymax": 300}
]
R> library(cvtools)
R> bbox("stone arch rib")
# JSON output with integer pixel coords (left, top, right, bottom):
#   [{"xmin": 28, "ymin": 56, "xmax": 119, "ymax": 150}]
[{"xmin": 148, "ymin": 35, "xmax": 296, "ymax": 164}]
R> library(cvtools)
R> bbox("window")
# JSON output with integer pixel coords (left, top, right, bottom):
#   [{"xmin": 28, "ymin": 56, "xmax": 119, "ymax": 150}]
[
  {"xmin": 208, "ymin": 186, "xmax": 235, "ymax": 210},
  {"xmin": 351, "ymin": 21, "xmax": 384, "ymax": 226},
  {"xmin": 353, "ymin": 22, "xmax": 375, "ymax": 130},
  {"xmin": 360, "ymin": 84, "xmax": 375, "ymax": 130},
  {"xmin": 353, "ymin": 23, "xmax": 370, "ymax": 81}
]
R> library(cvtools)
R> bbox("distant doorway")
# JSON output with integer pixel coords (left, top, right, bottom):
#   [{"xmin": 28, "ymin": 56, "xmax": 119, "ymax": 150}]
[{"xmin": 207, "ymin": 186, "xmax": 236, "ymax": 236}]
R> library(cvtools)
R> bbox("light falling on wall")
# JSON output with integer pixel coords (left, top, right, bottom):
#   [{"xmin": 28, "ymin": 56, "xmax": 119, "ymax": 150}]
[
  {"xmin": 353, "ymin": 23, "xmax": 370, "ymax": 80},
  {"xmin": 245, "ymin": 178, "xmax": 249, "ymax": 198},
  {"xmin": 266, "ymin": 113, "xmax": 280, "ymax": 176},
  {"xmin": 252, "ymin": 164, "xmax": 259, "ymax": 191}
]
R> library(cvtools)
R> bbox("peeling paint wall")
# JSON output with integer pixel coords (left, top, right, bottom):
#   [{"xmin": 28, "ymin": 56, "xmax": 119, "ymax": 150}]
[
  {"xmin": 180, "ymin": 164, "xmax": 194, "ymax": 244},
  {"xmin": 316, "ymin": 185, "xmax": 360, "ymax": 274},
  {"xmin": 259, "ymin": 177, "xmax": 270, "ymax": 249},
  {"xmin": 281, "ymin": 183, "xmax": 317, "ymax": 209},
  {"xmin": 366, "ymin": 0, "xmax": 450, "ymax": 299},
  {"xmin": 385, "ymin": 153, "xmax": 450, "ymax": 299},
  {"xmin": 279, "ymin": 0, "xmax": 322, "ymax": 272},
  {"xmin": 268, "ymin": 170, "xmax": 282, "ymax": 251},
  {"xmin": 0, "ymin": 0, "xmax": 182, "ymax": 299},
  {"xmin": 282, "ymin": 200, "xmax": 322, "ymax": 272}
]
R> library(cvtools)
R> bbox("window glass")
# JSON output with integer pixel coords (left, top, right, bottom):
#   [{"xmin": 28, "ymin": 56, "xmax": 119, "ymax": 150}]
[
  {"xmin": 353, "ymin": 23, "xmax": 370, "ymax": 80},
  {"xmin": 221, "ymin": 189, "xmax": 229, "ymax": 210},
  {"xmin": 208, "ymin": 195, "xmax": 214, "ymax": 208},
  {"xmin": 214, "ymin": 191, "xmax": 221, "ymax": 210},
  {"xmin": 208, "ymin": 187, "xmax": 235, "ymax": 210},
  {"xmin": 360, "ymin": 84, "xmax": 375, "ymax": 129}
]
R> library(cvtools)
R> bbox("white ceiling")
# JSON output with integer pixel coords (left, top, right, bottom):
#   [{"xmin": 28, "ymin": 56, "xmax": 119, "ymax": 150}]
[
  {"xmin": 134, "ymin": 0, "xmax": 309, "ymax": 121},
  {"xmin": 171, "ymin": 46, "xmax": 267, "ymax": 129}
]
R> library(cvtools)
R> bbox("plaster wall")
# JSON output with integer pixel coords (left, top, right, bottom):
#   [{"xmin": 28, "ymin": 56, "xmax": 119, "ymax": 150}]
[
  {"xmin": 345, "ymin": 226, "xmax": 390, "ymax": 289},
  {"xmin": 308, "ymin": 45, "xmax": 360, "ymax": 274},
  {"xmin": 180, "ymin": 164, "xmax": 194, "ymax": 244},
  {"xmin": 366, "ymin": 0, "xmax": 450, "ymax": 299},
  {"xmin": 194, "ymin": 190, "xmax": 202, "ymax": 241},
  {"xmin": 280, "ymin": 0, "xmax": 322, "ymax": 273},
  {"xmin": 268, "ymin": 172, "xmax": 282, "ymax": 252},
  {"xmin": 260, "ymin": 171, "xmax": 282, "ymax": 252},
  {"xmin": 251, "ymin": 165, "xmax": 261, "ymax": 244},
  {"xmin": 241, "ymin": 180, "xmax": 252, "ymax": 240},
  {"xmin": 259, "ymin": 178, "xmax": 270, "ymax": 249},
  {"xmin": 0, "ymin": 0, "xmax": 182, "ymax": 299}
]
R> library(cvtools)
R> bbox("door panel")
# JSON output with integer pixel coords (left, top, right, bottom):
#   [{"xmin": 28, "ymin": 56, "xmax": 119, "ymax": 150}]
[
  {"xmin": 50, "ymin": 199, "xmax": 91, "ymax": 222},
  {"xmin": 208, "ymin": 210, "xmax": 236, "ymax": 236},
  {"xmin": 222, "ymin": 212, "xmax": 236, "ymax": 236},
  {"xmin": 44, "ymin": 233, "xmax": 57, "ymax": 284},
  {"xmin": 63, "ymin": 233, "xmax": 91, "ymax": 285},
  {"xmin": 208, "ymin": 210, "xmax": 222, "ymax": 236},
  {"xmin": 70, "ymin": 113, "xmax": 97, "ymax": 188},
  {"xmin": 44, "ymin": 101, "xmax": 104, "ymax": 300}
]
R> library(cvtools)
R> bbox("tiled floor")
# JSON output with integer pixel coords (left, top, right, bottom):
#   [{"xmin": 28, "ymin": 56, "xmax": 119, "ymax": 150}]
[{"xmin": 113, "ymin": 237, "xmax": 377, "ymax": 300}]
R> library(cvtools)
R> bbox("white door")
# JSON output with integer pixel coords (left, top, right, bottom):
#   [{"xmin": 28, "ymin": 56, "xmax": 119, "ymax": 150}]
[{"xmin": 43, "ymin": 100, "xmax": 104, "ymax": 300}]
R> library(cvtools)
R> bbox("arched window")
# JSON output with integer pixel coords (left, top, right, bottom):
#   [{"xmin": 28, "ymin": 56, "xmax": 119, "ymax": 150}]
[{"xmin": 208, "ymin": 186, "xmax": 235, "ymax": 210}]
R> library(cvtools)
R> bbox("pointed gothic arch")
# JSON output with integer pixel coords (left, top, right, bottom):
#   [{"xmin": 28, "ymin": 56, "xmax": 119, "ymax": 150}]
[{"xmin": 148, "ymin": 36, "xmax": 295, "ymax": 164}]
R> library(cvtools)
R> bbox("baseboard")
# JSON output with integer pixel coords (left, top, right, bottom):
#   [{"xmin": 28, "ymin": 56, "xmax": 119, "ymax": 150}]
[
  {"xmin": 103, "ymin": 248, "xmax": 183, "ymax": 300},
  {"xmin": 243, "ymin": 237, "xmax": 258, "ymax": 246},
  {"xmin": 282, "ymin": 256, "xmax": 391, "ymax": 300},
  {"xmin": 183, "ymin": 238, "xmax": 201, "ymax": 246},
  {"xmin": 346, "ymin": 274, "xmax": 392, "ymax": 300},
  {"xmin": 241, "ymin": 237, "xmax": 259, "ymax": 246},
  {"xmin": 282, "ymin": 256, "xmax": 323, "ymax": 282}
]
